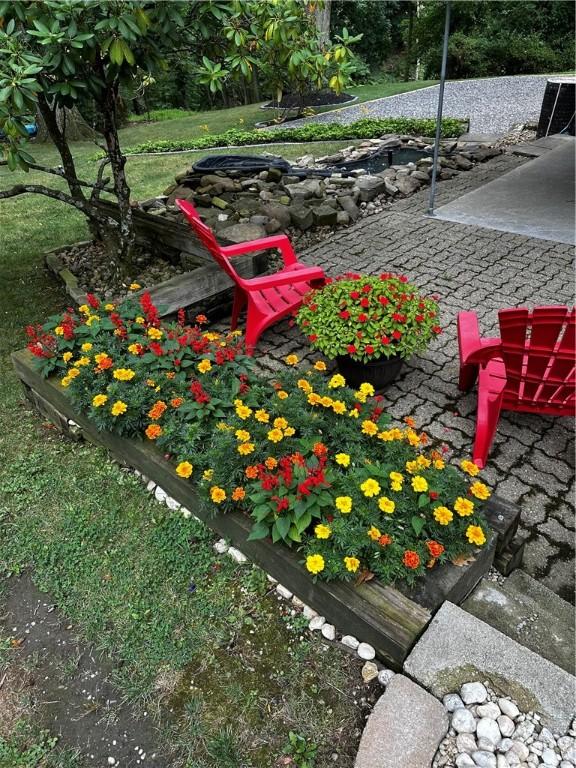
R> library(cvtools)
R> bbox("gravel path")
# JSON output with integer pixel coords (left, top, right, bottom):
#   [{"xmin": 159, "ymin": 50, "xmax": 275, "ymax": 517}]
[{"xmin": 276, "ymin": 75, "xmax": 551, "ymax": 133}]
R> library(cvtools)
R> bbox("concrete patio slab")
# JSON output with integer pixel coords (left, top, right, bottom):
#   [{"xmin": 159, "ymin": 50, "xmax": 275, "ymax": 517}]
[{"xmin": 432, "ymin": 139, "xmax": 575, "ymax": 244}]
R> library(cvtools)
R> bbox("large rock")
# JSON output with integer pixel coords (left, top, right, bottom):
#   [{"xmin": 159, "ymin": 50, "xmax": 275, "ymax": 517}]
[
  {"xmin": 338, "ymin": 195, "xmax": 361, "ymax": 221},
  {"xmin": 286, "ymin": 179, "xmax": 324, "ymax": 200},
  {"xmin": 289, "ymin": 205, "xmax": 314, "ymax": 231},
  {"xmin": 394, "ymin": 175, "xmax": 421, "ymax": 197},
  {"xmin": 404, "ymin": 601, "xmax": 576, "ymax": 732},
  {"xmin": 259, "ymin": 203, "xmax": 291, "ymax": 228},
  {"xmin": 218, "ymin": 222, "xmax": 267, "ymax": 244},
  {"xmin": 354, "ymin": 675, "xmax": 448, "ymax": 768},
  {"xmin": 355, "ymin": 175, "xmax": 387, "ymax": 202},
  {"xmin": 313, "ymin": 204, "xmax": 338, "ymax": 227}
]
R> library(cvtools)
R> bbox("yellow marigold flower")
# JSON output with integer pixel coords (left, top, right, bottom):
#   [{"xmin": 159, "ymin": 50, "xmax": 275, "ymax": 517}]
[
  {"xmin": 433, "ymin": 506, "xmax": 453, "ymax": 525},
  {"xmin": 62, "ymin": 351, "xmax": 73, "ymax": 363},
  {"xmin": 129, "ymin": 282, "xmax": 141, "ymax": 291},
  {"xmin": 176, "ymin": 461, "xmax": 193, "ymax": 479},
  {"xmin": 68, "ymin": 367, "xmax": 80, "ymax": 379},
  {"xmin": 308, "ymin": 393, "xmax": 322, "ymax": 406},
  {"xmin": 81, "ymin": 342, "xmax": 93, "ymax": 352},
  {"xmin": 267, "ymin": 428, "xmax": 283, "ymax": 443},
  {"xmin": 55, "ymin": 326, "xmax": 64, "ymax": 336},
  {"xmin": 277, "ymin": 390, "xmax": 289, "ymax": 400},
  {"xmin": 391, "ymin": 481, "xmax": 403, "ymax": 492},
  {"xmin": 145, "ymin": 378, "xmax": 156, "ymax": 387},
  {"xmin": 389, "ymin": 471, "xmax": 404, "ymax": 483},
  {"xmin": 94, "ymin": 352, "xmax": 109, "ymax": 364},
  {"xmin": 235, "ymin": 404, "xmax": 252, "ymax": 420},
  {"xmin": 411, "ymin": 475, "xmax": 429, "ymax": 493},
  {"xmin": 197, "ymin": 359, "xmax": 212, "ymax": 374},
  {"xmin": 78, "ymin": 304, "xmax": 90, "ymax": 314},
  {"xmin": 332, "ymin": 400, "xmax": 347, "ymax": 415},
  {"xmin": 60, "ymin": 376, "xmax": 71, "ymax": 388},
  {"xmin": 86, "ymin": 315, "xmax": 100, "ymax": 326},
  {"xmin": 328, "ymin": 374, "xmax": 346, "ymax": 389},
  {"xmin": 470, "ymin": 481, "xmax": 491, "ymax": 500},
  {"xmin": 210, "ymin": 486, "xmax": 226, "ymax": 504},
  {"xmin": 405, "ymin": 460, "xmax": 418, "ymax": 474},
  {"xmin": 466, "ymin": 524, "xmax": 486, "ymax": 546},
  {"xmin": 359, "ymin": 382, "xmax": 375, "ymax": 397},
  {"xmin": 314, "ymin": 360, "xmax": 327, "ymax": 371},
  {"xmin": 255, "ymin": 409, "xmax": 270, "ymax": 423},
  {"xmin": 306, "ymin": 554, "xmax": 325, "ymax": 575},
  {"xmin": 297, "ymin": 379, "xmax": 313, "ymax": 394},
  {"xmin": 360, "ymin": 478, "xmax": 381, "ymax": 498},
  {"xmin": 454, "ymin": 497, "xmax": 474, "ymax": 517},
  {"xmin": 128, "ymin": 343, "xmax": 141, "ymax": 355},
  {"xmin": 367, "ymin": 525, "xmax": 381, "ymax": 541},
  {"xmin": 315, "ymin": 524, "xmax": 331, "ymax": 539},
  {"xmin": 113, "ymin": 368, "xmax": 136, "ymax": 381},
  {"xmin": 344, "ymin": 556, "xmax": 360, "ymax": 573},
  {"xmin": 416, "ymin": 455, "xmax": 431, "ymax": 469},
  {"xmin": 354, "ymin": 391, "xmax": 367, "ymax": 404},
  {"xmin": 235, "ymin": 429, "xmax": 251, "ymax": 442},
  {"xmin": 203, "ymin": 332, "xmax": 220, "ymax": 342},
  {"xmin": 92, "ymin": 394, "xmax": 108, "ymax": 408},
  {"xmin": 273, "ymin": 417, "xmax": 288, "ymax": 430},
  {"xmin": 460, "ymin": 459, "xmax": 480, "ymax": 477},
  {"xmin": 104, "ymin": 303, "xmax": 115, "ymax": 311},
  {"xmin": 285, "ymin": 354, "xmax": 299, "ymax": 366},
  {"xmin": 320, "ymin": 396, "xmax": 333, "ymax": 407},
  {"xmin": 233, "ymin": 399, "xmax": 242, "ymax": 407},
  {"xmin": 378, "ymin": 496, "xmax": 395, "ymax": 514},
  {"xmin": 378, "ymin": 430, "xmax": 394, "ymax": 441},
  {"xmin": 406, "ymin": 430, "xmax": 420, "ymax": 446},
  {"xmin": 361, "ymin": 420, "xmax": 378, "ymax": 436},
  {"xmin": 111, "ymin": 400, "xmax": 128, "ymax": 417},
  {"xmin": 75, "ymin": 356, "xmax": 90, "ymax": 367},
  {"xmin": 434, "ymin": 459, "xmax": 445, "ymax": 470},
  {"xmin": 335, "ymin": 453, "xmax": 350, "ymax": 467},
  {"xmin": 147, "ymin": 327, "xmax": 163, "ymax": 340},
  {"xmin": 283, "ymin": 426, "xmax": 296, "ymax": 437},
  {"xmin": 335, "ymin": 496, "xmax": 352, "ymax": 514},
  {"xmin": 135, "ymin": 316, "xmax": 145, "ymax": 325},
  {"xmin": 237, "ymin": 442, "xmax": 255, "ymax": 456},
  {"xmin": 203, "ymin": 469, "xmax": 214, "ymax": 481},
  {"xmin": 348, "ymin": 408, "xmax": 360, "ymax": 418}
]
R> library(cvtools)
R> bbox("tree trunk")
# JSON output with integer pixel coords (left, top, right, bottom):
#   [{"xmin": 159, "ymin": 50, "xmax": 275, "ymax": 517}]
[
  {"xmin": 404, "ymin": 1, "xmax": 415, "ymax": 81},
  {"xmin": 314, "ymin": 0, "xmax": 332, "ymax": 46},
  {"xmin": 35, "ymin": 104, "xmax": 95, "ymax": 143}
]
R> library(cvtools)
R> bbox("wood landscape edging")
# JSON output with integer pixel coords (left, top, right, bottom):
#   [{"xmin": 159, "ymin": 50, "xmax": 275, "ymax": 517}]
[{"xmin": 12, "ymin": 348, "xmax": 521, "ymax": 667}]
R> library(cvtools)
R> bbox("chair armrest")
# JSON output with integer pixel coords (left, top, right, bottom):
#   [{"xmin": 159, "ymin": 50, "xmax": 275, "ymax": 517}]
[
  {"xmin": 458, "ymin": 312, "xmax": 501, "ymax": 365},
  {"xmin": 221, "ymin": 235, "xmax": 297, "ymax": 265},
  {"xmin": 242, "ymin": 266, "xmax": 325, "ymax": 290}
]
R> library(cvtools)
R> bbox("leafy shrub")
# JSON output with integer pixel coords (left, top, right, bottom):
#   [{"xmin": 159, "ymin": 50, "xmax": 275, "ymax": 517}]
[
  {"xmin": 26, "ymin": 287, "xmax": 491, "ymax": 586},
  {"xmin": 114, "ymin": 117, "xmax": 466, "ymax": 156}
]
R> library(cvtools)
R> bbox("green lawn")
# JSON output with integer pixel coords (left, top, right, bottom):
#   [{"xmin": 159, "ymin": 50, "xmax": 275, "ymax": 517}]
[{"xmin": 0, "ymin": 104, "xmax": 370, "ymax": 767}]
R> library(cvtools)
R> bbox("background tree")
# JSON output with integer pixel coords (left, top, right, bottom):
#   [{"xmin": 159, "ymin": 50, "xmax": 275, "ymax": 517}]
[{"xmin": 0, "ymin": 0, "xmax": 186, "ymax": 275}]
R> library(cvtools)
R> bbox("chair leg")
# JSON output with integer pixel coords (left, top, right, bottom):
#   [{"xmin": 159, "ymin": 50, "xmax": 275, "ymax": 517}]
[
  {"xmin": 230, "ymin": 288, "xmax": 246, "ymax": 331},
  {"xmin": 473, "ymin": 382, "xmax": 504, "ymax": 469},
  {"xmin": 459, "ymin": 362, "xmax": 479, "ymax": 392}
]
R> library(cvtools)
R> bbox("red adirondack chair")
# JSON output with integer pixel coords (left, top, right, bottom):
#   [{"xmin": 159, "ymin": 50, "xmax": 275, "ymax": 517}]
[
  {"xmin": 176, "ymin": 199, "xmax": 326, "ymax": 354},
  {"xmin": 458, "ymin": 306, "xmax": 576, "ymax": 468}
]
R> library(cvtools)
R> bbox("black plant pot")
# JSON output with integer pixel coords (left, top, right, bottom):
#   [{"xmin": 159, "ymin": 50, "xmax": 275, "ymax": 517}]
[{"xmin": 335, "ymin": 353, "xmax": 404, "ymax": 393}]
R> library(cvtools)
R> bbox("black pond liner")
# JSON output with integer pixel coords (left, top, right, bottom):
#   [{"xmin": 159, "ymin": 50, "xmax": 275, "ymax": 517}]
[{"xmin": 333, "ymin": 145, "xmax": 432, "ymax": 174}]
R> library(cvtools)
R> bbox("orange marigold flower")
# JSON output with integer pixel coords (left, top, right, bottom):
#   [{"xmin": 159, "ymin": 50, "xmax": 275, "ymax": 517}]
[
  {"xmin": 148, "ymin": 401, "xmax": 167, "ymax": 420},
  {"xmin": 403, "ymin": 550, "xmax": 421, "ymax": 569},
  {"xmin": 232, "ymin": 487, "xmax": 246, "ymax": 501},
  {"xmin": 404, "ymin": 416, "xmax": 416, "ymax": 428},
  {"xmin": 145, "ymin": 424, "xmax": 163, "ymax": 440},
  {"xmin": 265, "ymin": 457, "xmax": 278, "ymax": 470},
  {"xmin": 165, "ymin": 371, "xmax": 176, "ymax": 380},
  {"xmin": 426, "ymin": 540, "xmax": 445, "ymax": 558},
  {"xmin": 313, "ymin": 442, "xmax": 327, "ymax": 457},
  {"xmin": 171, "ymin": 397, "xmax": 184, "ymax": 408},
  {"xmin": 379, "ymin": 534, "xmax": 392, "ymax": 547},
  {"xmin": 195, "ymin": 314, "xmax": 208, "ymax": 325},
  {"xmin": 245, "ymin": 465, "xmax": 259, "ymax": 479}
]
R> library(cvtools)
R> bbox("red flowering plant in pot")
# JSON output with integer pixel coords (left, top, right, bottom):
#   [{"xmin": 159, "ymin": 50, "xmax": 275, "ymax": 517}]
[{"xmin": 295, "ymin": 273, "xmax": 441, "ymax": 390}]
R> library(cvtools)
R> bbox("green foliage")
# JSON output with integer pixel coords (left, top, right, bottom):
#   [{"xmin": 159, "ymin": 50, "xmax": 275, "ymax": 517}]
[
  {"xmin": 116, "ymin": 116, "xmax": 465, "ymax": 156},
  {"xmin": 0, "ymin": 723, "xmax": 57, "ymax": 768},
  {"xmin": 414, "ymin": 0, "xmax": 575, "ymax": 79},
  {"xmin": 331, "ymin": 0, "xmax": 404, "ymax": 71},
  {"xmin": 296, "ymin": 274, "xmax": 441, "ymax": 363},
  {"xmin": 283, "ymin": 731, "xmax": 318, "ymax": 768}
]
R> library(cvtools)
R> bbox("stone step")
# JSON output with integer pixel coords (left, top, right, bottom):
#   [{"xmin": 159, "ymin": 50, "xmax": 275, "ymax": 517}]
[
  {"xmin": 462, "ymin": 571, "xmax": 575, "ymax": 676},
  {"xmin": 404, "ymin": 601, "xmax": 576, "ymax": 733}
]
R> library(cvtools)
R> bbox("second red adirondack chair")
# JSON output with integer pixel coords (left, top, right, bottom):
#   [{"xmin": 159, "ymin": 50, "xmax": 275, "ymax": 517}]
[
  {"xmin": 176, "ymin": 199, "xmax": 326, "ymax": 354},
  {"xmin": 457, "ymin": 305, "xmax": 576, "ymax": 468}
]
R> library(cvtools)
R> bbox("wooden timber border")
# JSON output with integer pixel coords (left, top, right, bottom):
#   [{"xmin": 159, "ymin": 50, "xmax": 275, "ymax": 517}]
[{"xmin": 12, "ymin": 349, "xmax": 521, "ymax": 667}]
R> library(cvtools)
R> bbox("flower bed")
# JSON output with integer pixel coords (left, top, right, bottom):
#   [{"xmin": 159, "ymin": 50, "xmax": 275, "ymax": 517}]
[{"xmin": 24, "ymin": 281, "xmax": 493, "ymax": 587}]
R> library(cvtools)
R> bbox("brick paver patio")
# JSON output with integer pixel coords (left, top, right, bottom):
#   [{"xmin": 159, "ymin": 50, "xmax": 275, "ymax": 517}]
[{"xmin": 250, "ymin": 153, "xmax": 575, "ymax": 602}]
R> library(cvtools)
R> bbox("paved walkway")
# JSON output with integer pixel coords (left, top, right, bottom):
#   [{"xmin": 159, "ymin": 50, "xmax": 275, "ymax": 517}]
[
  {"xmin": 251, "ymin": 153, "xmax": 575, "ymax": 602},
  {"xmin": 279, "ymin": 75, "xmax": 550, "ymax": 133}
]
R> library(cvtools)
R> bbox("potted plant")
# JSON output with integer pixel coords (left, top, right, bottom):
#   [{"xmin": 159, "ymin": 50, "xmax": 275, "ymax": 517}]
[{"xmin": 295, "ymin": 273, "xmax": 441, "ymax": 390}]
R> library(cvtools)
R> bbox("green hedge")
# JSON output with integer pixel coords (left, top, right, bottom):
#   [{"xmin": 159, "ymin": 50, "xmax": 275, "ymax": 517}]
[{"xmin": 118, "ymin": 117, "xmax": 466, "ymax": 156}]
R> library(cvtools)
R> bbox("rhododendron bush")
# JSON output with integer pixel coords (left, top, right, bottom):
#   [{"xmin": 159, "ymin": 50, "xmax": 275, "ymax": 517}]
[{"xmin": 26, "ymin": 288, "xmax": 490, "ymax": 585}]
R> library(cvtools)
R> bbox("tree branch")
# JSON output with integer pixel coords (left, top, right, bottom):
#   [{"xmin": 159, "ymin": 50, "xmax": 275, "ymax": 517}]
[
  {"xmin": 0, "ymin": 182, "xmax": 118, "ymax": 227},
  {"xmin": 90, "ymin": 157, "xmax": 112, "ymax": 203},
  {"xmin": 0, "ymin": 160, "xmax": 115, "ymax": 194}
]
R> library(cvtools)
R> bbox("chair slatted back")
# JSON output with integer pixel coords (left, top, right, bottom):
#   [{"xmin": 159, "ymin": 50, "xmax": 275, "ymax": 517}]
[
  {"xmin": 499, "ymin": 306, "xmax": 576, "ymax": 412},
  {"xmin": 176, "ymin": 199, "xmax": 240, "ymax": 284}
]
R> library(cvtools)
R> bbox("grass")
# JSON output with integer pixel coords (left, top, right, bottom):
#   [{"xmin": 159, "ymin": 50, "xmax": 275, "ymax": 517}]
[{"xmin": 0, "ymin": 100, "xmax": 372, "ymax": 766}]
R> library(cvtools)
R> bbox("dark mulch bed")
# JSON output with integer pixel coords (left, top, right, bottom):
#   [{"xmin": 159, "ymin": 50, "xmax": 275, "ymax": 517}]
[{"xmin": 262, "ymin": 89, "xmax": 356, "ymax": 110}]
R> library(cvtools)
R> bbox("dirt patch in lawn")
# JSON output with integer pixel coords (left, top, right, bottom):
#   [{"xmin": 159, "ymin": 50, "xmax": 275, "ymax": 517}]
[{"xmin": 0, "ymin": 573, "xmax": 170, "ymax": 766}]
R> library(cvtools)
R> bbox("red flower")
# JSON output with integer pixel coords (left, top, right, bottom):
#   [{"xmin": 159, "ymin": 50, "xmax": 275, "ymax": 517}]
[
  {"xmin": 309, "ymin": 303, "xmax": 318, "ymax": 312},
  {"xmin": 403, "ymin": 550, "xmax": 420, "ymax": 569},
  {"xmin": 326, "ymin": 514, "xmax": 334, "ymax": 523},
  {"xmin": 360, "ymin": 297, "xmax": 370, "ymax": 308},
  {"xmin": 399, "ymin": 275, "xmax": 408, "ymax": 283},
  {"xmin": 432, "ymin": 325, "xmax": 442, "ymax": 334},
  {"xmin": 379, "ymin": 534, "xmax": 392, "ymax": 547},
  {"xmin": 358, "ymin": 313, "xmax": 368, "ymax": 323},
  {"xmin": 392, "ymin": 329, "xmax": 402, "ymax": 340},
  {"xmin": 365, "ymin": 344, "xmax": 374, "ymax": 355},
  {"xmin": 177, "ymin": 308, "xmax": 186, "ymax": 326},
  {"xmin": 350, "ymin": 291, "xmax": 360, "ymax": 300},
  {"xmin": 86, "ymin": 293, "xmax": 100, "ymax": 309},
  {"xmin": 429, "ymin": 491, "xmax": 439, "ymax": 500},
  {"xmin": 308, "ymin": 334, "xmax": 318, "ymax": 342},
  {"xmin": 149, "ymin": 342, "xmax": 164, "ymax": 356},
  {"xmin": 346, "ymin": 344, "xmax": 357, "ymax": 354},
  {"xmin": 362, "ymin": 284, "xmax": 372, "ymax": 293},
  {"xmin": 381, "ymin": 335, "xmax": 390, "ymax": 345},
  {"xmin": 426, "ymin": 540, "xmax": 445, "ymax": 558},
  {"xmin": 392, "ymin": 313, "xmax": 406, "ymax": 323},
  {"xmin": 339, "ymin": 310, "xmax": 350, "ymax": 320},
  {"xmin": 378, "ymin": 296, "xmax": 389, "ymax": 306},
  {"xmin": 415, "ymin": 314, "xmax": 424, "ymax": 322}
]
